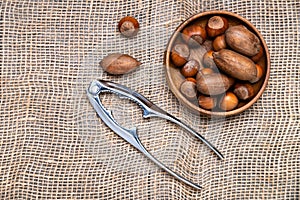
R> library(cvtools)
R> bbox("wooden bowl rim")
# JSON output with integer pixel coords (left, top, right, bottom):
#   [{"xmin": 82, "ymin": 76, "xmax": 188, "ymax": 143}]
[{"xmin": 165, "ymin": 10, "xmax": 271, "ymax": 117}]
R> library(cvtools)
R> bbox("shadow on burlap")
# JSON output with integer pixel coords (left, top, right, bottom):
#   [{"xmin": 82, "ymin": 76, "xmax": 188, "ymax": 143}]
[{"xmin": 0, "ymin": 0, "xmax": 299, "ymax": 199}]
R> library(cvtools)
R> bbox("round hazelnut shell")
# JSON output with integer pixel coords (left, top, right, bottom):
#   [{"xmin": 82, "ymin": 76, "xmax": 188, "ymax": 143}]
[
  {"xmin": 171, "ymin": 43, "xmax": 190, "ymax": 67},
  {"xmin": 206, "ymin": 16, "xmax": 228, "ymax": 38},
  {"xmin": 219, "ymin": 92, "xmax": 239, "ymax": 111},
  {"xmin": 118, "ymin": 16, "xmax": 140, "ymax": 37},
  {"xmin": 182, "ymin": 25, "xmax": 207, "ymax": 47}
]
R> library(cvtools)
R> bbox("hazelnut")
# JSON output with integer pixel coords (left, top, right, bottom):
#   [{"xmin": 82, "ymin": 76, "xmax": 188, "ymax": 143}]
[
  {"xmin": 171, "ymin": 43, "xmax": 190, "ymax": 67},
  {"xmin": 202, "ymin": 40, "xmax": 213, "ymax": 51},
  {"xmin": 182, "ymin": 24, "xmax": 207, "ymax": 47},
  {"xmin": 180, "ymin": 79, "xmax": 197, "ymax": 101},
  {"xmin": 250, "ymin": 64, "xmax": 264, "ymax": 83},
  {"xmin": 202, "ymin": 50, "xmax": 217, "ymax": 70},
  {"xmin": 181, "ymin": 59, "xmax": 199, "ymax": 77},
  {"xmin": 118, "ymin": 16, "xmax": 139, "ymax": 38},
  {"xmin": 198, "ymin": 95, "xmax": 217, "ymax": 110},
  {"xmin": 186, "ymin": 77, "xmax": 197, "ymax": 84},
  {"xmin": 219, "ymin": 92, "xmax": 239, "ymax": 111},
  {"xmin": 200, "ymin": 68, "xmax": 215, "ymax": 75},
  {"xmin": 206, "ymin": 16, "xmax": 228, "ymax": 38},
  {"xmin": 212, "ymin": 34, "xmax": 227, "ymax": 51},
  {"xmin": 233, "ymin": 83, "xmax": 255, "ymax": 100},
  {"xmin": 196, "ymin": 68, "xmax": 214, "ymax": 80},
  {"xmin": 251, "ymin": 46, "xmax": 264, "ymax": 63}
]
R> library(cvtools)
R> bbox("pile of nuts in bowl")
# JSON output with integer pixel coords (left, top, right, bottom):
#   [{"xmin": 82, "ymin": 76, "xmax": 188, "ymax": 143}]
[{"xmin": 169, "ymin": 14, "xmax": 267, "ymax": 113}]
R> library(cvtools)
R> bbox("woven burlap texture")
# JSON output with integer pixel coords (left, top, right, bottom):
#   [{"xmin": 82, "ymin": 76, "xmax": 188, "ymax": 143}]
[{"xmin": 1, "ymin": 0, "xmax": 299, "ymax": 199}]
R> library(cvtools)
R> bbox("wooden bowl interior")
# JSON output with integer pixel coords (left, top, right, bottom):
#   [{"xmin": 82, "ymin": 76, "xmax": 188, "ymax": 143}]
[{"xmin": 165, "ymin": 11, "xmax": 270, "ymax": 116}]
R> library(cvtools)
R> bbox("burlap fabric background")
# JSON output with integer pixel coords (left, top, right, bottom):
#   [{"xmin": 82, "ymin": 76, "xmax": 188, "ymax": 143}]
[{"xmin": 1, "ymin": 0, "xmax": 299, "ymax": 199}]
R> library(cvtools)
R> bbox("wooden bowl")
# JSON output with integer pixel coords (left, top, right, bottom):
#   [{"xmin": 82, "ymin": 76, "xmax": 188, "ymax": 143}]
[{"xmin": 165, "ymin": 10, "xmax": 270, "ymax": 116}]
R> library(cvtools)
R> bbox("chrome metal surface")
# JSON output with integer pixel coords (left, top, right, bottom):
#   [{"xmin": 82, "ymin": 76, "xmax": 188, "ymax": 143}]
[{"xmin": 87, "ymin": 79, "xmax": 224, "ymax": 189}]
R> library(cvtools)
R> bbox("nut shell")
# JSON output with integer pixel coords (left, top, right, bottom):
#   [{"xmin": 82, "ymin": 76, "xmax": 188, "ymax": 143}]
[
  {"xmin": 206, "ymin": 16, "xmax": 228, "ymax": 38},
  {"xmin": 250, "ymin": 64, "xmax": 264, "ymax": 83},
  {"xmin": 100, "ymin": 53, "xmax": 141, "ymax": 75},
  {"xmin": 225, "ymin": 25, "xmax": 261, "ymax": 57},
  {"xmin": 171, "ymin": 43, "xmax": 190, "ymax": 67},
  {"xmin": 212, "ymin": 34, "xmax": 227, "ymax": 51},
  {"xmin": 196, "ymin": 73, "xmax": 234, "ymax": 95},
  {"xmin": 251, "ymin": 46, "xmax": 264, "ymax": 63},
  {"xmin": 213, "ymin": 49, "xmax": 257, "ymax": 81},
  {"xmin": 196, "ymin": 68, "xmax": 215, "ymax": 81},
  {"xmin": 181, "ymin": 59, "xmax": 199, "ymax": 77},
  {"xmin": 233, "ymin": 83, "xmax": 255, "ymax": 100},
  {"xmin": 202, "ymin": 50, "xmax": 217, "ymax": 70},
  {"xmin": 219, "ymin": 92, "xmax": 239, "ymax": 111},
  {"xmin": 180, "ymin": 80, "xmax": 197, "ymax": 101},
  {"xmin": 186, "ymin": 77, "xmax": 197, "ymax": 84},
  {"xmin": 182, "ymin": 24, "xmax": 207, "ymax": 47},
  {"xmin": 118, "ymin": 16, "xmax": 139, "ymax": 37},
  {"xmin": 198, "ymin": 95, "xmax": 217, "ymax": 110}
]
